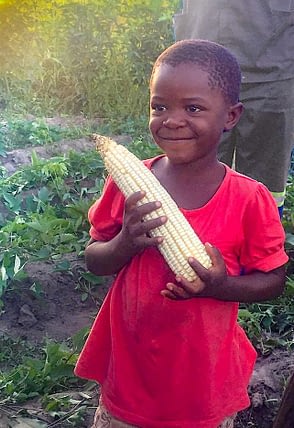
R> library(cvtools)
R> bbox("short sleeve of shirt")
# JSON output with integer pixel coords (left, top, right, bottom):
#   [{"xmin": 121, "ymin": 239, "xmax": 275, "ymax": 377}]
[
  {"xmin": 88, "ymin": 176, "xmax": 125, "ymax": 241},
  {"xmin": 88, "ymin": 157, "xmax": 159, "ymax": 242},
  {"xmin": 240, "ymin": 183, "xmax": 288, "ymax": 273}
]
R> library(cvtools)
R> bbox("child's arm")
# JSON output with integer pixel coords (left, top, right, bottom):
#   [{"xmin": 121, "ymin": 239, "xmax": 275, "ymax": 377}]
[
  {"xmin": 85, "ymin": 191, "xmax": 167, "ymax": 276},
  {"xmin": 161, "ymin": 243, "xmax": 286, "ymax": 303}
]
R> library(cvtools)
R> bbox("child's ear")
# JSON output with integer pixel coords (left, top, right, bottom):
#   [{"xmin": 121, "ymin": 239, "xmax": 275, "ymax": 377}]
[{"xmin": 224, "ymin": 102, "xmax": 243, "ymax": 132}]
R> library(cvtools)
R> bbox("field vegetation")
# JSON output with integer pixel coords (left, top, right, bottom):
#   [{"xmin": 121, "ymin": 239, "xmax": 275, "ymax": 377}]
[{"xmin": 0, "ymin": 1, "xmax": 293, "ymax": 427}]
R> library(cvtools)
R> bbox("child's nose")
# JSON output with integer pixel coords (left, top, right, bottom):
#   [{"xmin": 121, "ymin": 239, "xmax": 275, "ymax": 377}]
[{"xmin": 162, "ymin": 115, "xmax": 186, "ymax": 128}]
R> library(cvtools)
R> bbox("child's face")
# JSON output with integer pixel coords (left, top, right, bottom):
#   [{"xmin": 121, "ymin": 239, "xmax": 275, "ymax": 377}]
[{"xmin": 149, "ymin": 63, "xmax": 241, "ymax": 165}]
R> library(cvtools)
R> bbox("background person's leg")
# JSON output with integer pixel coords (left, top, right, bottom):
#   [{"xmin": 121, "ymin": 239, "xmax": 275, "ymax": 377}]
[{"xmin": 227, "ymin": 79, "xmax": 294, "ymax": 215}]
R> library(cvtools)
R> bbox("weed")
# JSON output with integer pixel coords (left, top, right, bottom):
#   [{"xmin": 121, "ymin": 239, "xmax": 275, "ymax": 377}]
[
  {"xmin": 0, "ymin": 334, "xmax": 95, "ymax": 427},
  {"xmin": 0, "ymin": 340, "xmax": 83, "ymax": 403},
  {"xmin": 0, "ymin": 119, "xmax": 64, "ymax": 151},
  {"xmin": 75, "ymin": 271, "xmax": 106, "ymax": 303},
  {"xmin": 0, "ymin": 336, "xmax": 37, "ymax": 371}
]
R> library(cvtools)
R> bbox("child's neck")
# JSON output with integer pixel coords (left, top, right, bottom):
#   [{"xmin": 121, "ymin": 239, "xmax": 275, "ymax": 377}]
[
  {"xmin": 152, "ymin": 156, "xmax": 226, "ymax": 210},
  {"xmin": 157, "ymin": 156, "xmax": 224, "ymax": 180}
]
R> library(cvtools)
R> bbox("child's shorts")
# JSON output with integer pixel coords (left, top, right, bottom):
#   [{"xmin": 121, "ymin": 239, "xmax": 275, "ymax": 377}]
[{"xmin": 92, "ymin": 399, "xmax": 236, "ymax": 428}]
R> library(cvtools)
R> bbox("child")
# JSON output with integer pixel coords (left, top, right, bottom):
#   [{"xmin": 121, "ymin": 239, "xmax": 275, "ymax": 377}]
[{"xmin": 75, "ymin": 40, "xmax": 288, "ymax": 428}]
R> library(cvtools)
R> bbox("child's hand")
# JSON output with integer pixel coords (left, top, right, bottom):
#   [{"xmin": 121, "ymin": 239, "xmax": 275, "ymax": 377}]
[
  {"xmin": 161, "ymin": 243, "xmax": 227, "ymax": 300},
  {"xmin": 120, "ymin": 190, "xmax": 167, "ymax": 255}
]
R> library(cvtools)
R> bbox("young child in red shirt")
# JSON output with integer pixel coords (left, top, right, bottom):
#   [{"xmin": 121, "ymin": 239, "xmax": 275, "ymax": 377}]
[{"xmin": 75, "ymin": 40, "xmax": 288, "ymax": 428}]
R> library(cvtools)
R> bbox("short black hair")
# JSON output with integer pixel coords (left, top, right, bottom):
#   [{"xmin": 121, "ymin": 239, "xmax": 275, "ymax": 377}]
[{"xmin": 150, "ymin": 39, "xmax": 241, "ymax": 105}]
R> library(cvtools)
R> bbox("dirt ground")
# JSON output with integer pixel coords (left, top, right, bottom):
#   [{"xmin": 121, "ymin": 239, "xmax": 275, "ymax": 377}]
[{"xmin": 0, "ymin": 126, "xmax": 293, "ymax": 427}]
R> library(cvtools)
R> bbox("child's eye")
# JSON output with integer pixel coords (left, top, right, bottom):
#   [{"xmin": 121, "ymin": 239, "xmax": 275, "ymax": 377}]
[
  {"xmin": 186, "ymin": 105, "xmax": 201, "ymax": 113},
  {"xmin": 151, "ymin": 104, "xmax": 167, "ymax": 112}
]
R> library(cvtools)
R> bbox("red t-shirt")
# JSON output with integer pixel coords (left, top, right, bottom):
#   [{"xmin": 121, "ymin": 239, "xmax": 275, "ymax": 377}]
[{"xmin": 75, "ymin": 158, "xmax": 288, "ymax": 428}]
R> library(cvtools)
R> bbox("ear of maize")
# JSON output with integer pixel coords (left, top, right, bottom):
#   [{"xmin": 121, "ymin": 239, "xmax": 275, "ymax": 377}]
[{"xmin": 93, "ymin": 134, "xmax": 212, "ymax": 282}]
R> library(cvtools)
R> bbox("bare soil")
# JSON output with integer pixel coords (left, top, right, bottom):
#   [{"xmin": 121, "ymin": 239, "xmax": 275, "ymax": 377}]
[
  {"xmin": 0, "ymin": 124, "xmax": 293, "ymax": 427},
  {"xmin": 0, "ymin": 255, "xmax": 107, "ymax": 344}
]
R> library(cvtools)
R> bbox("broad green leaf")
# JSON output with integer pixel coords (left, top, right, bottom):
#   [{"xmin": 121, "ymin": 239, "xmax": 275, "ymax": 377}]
[
  {"xmin": 3, "ymin": 192, "xmax": 22, "ymax": 212},
  {"xmin": 27, "ymin": 221, "xmax": 44, "ymax": 233},
  {"xmin": 80, "ymin": 271, "xmax": 105, "ymax": 285},
  {"xmin": 37, "ymin": 186, "xmax": 51, "ymax": 203},
  {"xmin": 54, "ymin": 259, "xmax": 71, "ymax": 272},
  {"xmin": 71, "ymin": 326, "xmax": 90, "ymax": 352}
]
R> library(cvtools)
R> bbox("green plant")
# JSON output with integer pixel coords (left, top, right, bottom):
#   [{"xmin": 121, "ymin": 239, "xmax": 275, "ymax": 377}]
[
  {"xmin": 128, "ymin": 135, "xmax": 162, "ymax": 159},
  {"xmin": 283, "ymin": 176, "xmax": 294, "ymax": 277},
  {"xmin": 75, "ymin": 271, "xmax": 106, "ymax": 303},
  {"xmin": 98, "ymin": 115, "xmax": 150, "ymax": 141},
  {"xmin": 0, "ymin": 335, "xmax": 37, "ymax": 371},
  {"xmin": 0, "ymin": 250, "xmax": 27, "ymax": 308},
  {"xmin": 0, "ymin": 333, "xmax": 96, "ymax": 427},
  {"xmin": 0, "ymin": 116, "xmax": 100, "ymax": 153},
  {"xmin": 0, "ymin": 341, "xmax": 83, "ymax": 403},
  {"xmin": 0, "ymin": 138, "xmax": 109, "ymax": 305},
  {"xmin": 0, "ymin": 119, "xmax": 64, "ymax": 151}
]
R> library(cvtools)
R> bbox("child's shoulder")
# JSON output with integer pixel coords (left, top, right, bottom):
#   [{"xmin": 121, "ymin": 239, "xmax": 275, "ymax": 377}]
[
  {"xmin": 225, "ymin": 165, "xmax": 267, "ymax": 192},
  {"xmin": 143, "ymin": 154, "xmax": 164, "ymax": 169},
  {"xmin": 222, "ymin": 165, "xmax": 277, "ymax": 205}
]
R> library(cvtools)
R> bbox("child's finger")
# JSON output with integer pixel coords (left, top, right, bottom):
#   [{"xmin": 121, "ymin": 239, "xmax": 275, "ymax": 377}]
[
  {"xmin": 124, "ymin": 191, "xmax": 146, "ymax": 209},
  {"xmin": 136, "ymin": 200, "xmax": 163, "ymax": 219},
  {"xmin": 125, "ymin": 192, "xmax": 164, "ymax": 222},
  {"xmin": 204, "ymin": 242, "xmax": 222, "ymax": 266},
  {"xmin": 160, "ymin": 289, "xmax": 178, "ymax": 300},
  {"xmin": 187, "ymin": 257, "xmax": 210, "ymax": 279},
  {"xmin": 175, "ymin": 275, "xmax": 205, "ymax": 295},
  {"xmin": 161, "ymin": 284, "xmax": 189, "ymax": 300},
  {"xmin": 187, "ymin": 243, "xmax": 224, "ymax": 276},
  {"xmin": 140, "ymin": 216, "xmax": 167, "ymax": 235}
]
